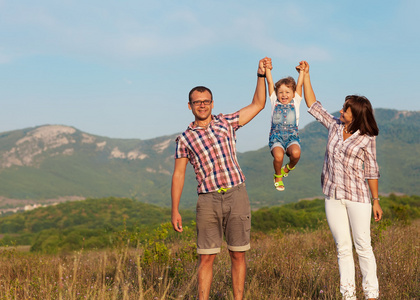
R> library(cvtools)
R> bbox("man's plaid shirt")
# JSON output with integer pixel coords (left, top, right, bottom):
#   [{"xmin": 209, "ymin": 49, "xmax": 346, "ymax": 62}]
[
  {"xmin": 175, "ymin": 112, "xmax": 245, "ymax": 194},
  {"xmin": 308, "ymin": 101, "xmax": 380, "ymax": 203}
]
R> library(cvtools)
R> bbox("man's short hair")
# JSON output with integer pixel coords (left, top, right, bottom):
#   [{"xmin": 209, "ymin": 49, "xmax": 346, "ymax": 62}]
[{"xmin": 189, "ymin": 86, "xmax": 213, "ymax": 102}]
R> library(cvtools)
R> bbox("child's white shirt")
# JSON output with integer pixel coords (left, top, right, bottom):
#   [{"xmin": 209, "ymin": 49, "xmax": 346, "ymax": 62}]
[{"xmin": 269, "ymin": 92, "xmax": 303, "ymax": 126}]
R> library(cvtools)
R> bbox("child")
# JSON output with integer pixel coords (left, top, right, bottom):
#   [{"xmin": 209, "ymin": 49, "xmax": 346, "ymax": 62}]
[{"xmin": 266, "ymin": 62, "xmax": 304, "ymax": 191}]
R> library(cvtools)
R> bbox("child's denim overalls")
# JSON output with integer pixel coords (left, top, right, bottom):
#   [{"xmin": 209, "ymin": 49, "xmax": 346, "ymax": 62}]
[{"xmin": 269, "ymin": 99, "xmax": 300, "ymax": 150}]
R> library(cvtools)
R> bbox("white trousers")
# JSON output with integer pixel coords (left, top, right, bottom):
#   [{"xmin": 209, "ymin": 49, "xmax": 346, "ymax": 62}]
[{"xmin": 325, "ymin": 197, "xmax": 379, "ymax": 300}]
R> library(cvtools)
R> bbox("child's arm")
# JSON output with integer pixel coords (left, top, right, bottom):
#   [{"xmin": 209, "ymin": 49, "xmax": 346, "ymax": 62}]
[
  {"xmin": 295, "ymin": 63, "xmax": 305, "ymax": 97},
  {"xmin": 301, "ymin": 61, "xmax": 316, "ymax": 108},
  {"xmin": 266, "ymin": 63, "xmax": 275, "ymax": 96}
]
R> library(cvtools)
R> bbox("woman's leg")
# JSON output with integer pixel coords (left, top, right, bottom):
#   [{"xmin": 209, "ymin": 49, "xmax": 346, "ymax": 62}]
[
  {"xmin": 325, "ymin": 197, "xmax": 357, "ymax": 300},
  {"xmin": 346, "ymin": 200, "xmax": 379, "ymax": 299}
]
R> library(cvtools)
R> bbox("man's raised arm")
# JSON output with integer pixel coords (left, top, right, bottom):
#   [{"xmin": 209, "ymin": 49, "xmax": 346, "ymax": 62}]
[{"xmin": 238, "ymin": 57, "xmax": 272, "ymax": 126}]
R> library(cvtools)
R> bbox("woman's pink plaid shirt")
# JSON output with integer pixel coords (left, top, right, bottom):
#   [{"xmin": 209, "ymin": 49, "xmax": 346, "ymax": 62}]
[{"xmin": 308, "ymin": 101, "xmax": 380, "ymax": 203}]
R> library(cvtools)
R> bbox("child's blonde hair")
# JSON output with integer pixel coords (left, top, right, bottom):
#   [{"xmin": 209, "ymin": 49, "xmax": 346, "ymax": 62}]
[{"xmin": 274, "ymin": 76, "xmax": 296, "ymax": 94}]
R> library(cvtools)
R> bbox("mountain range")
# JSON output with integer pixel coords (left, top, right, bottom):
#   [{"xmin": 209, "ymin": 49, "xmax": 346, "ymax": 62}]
[{"xmin": 0, "ymin": 108, "xmax": 419, "ymax": 211}]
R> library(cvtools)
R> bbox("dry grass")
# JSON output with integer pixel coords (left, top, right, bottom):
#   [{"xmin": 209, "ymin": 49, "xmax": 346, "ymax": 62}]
[{"xmin": 0, "ymin": 220, "xmax": 418, "ymax": 299}]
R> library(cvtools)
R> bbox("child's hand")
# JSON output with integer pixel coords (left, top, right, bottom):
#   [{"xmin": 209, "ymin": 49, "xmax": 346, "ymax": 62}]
[
  {"xmin": 264, "ymin": 57, "xmax": 273, "ymax": 70},
  {"xmin": 296, "ymin": 61, "xmax": 305, "ymax": 73},
  {"xmin": 295, "ymin": 65, "xmax": 303, "ymax": 73},
  {"xmin": 258, "ymin": 57, "xmax": 271, "ymax": 75}
]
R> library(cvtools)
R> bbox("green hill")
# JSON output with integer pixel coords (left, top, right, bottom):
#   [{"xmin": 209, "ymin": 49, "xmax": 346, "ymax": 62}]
[
  {"xmin": 0, "ymin": 194, "xmax": 418, "ymax": 253},
  {"xmin": 0, "ymin": 197, "xmax": 195, "ymax": 253},
  {"xmin": 0, "ymin": 197, "xmax": 195, "ymax": 234},
  {"xmin": 252, "ymin": 194, "xmax": 420, "ymax": 232},
  {"xmin": 240, "ymin": 108, "xmax": 420, "ymax": 207},
  {"xmin": 0, "ymin": 125, "xmax": 193, "ymax": 208},
  {"xmin": 0, "ymin": 108, "xmax": 419, "ymax": 210}
]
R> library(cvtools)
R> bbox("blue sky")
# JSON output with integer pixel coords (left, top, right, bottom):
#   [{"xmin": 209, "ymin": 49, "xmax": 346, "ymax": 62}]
[{"xmin": 1, "ymin": 0, "xmax": 419, "ymax": 152}]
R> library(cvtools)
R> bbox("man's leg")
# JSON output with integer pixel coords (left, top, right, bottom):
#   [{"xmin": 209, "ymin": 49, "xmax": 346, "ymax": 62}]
[
  {"xmin": 229, "ymin": 250, "xmax": 246, "ymax": 300},
  {"xmin": 224, "ymin": 184, "xmax": 251, "ymax": 299},
  {"xmin": 198, "ymin": 253, "xmax": 217, "ymax": 300}
]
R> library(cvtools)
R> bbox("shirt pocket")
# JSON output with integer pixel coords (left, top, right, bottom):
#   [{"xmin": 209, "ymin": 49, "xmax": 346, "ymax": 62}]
[
  {"xmin": 346, "ymin": 147, "xmax": 365, "ymax": 179},
  {"xmin": 214, "ymin": 125, "xmax": 229, "ymax": 141}
]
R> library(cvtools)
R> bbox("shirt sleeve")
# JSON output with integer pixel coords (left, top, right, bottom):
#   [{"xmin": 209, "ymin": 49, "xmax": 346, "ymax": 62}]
[
  {"xmin": 270, "ymin": 91, "xmax": 277, "ymax": 107},
  {"xmin": 364, "ymin": 136, "xmax": 380, "ymax": 179},
  {"xmin": 222, "ymin": 111, "xmax": 241, "ymax": 131},
  {"xmin": 308, "ymin": 101, "xmax": 336, "ymax": 129},
  {"xmin": 293, "ymin": 92, "xmax": 302, "ymax": 104},
  {"xmin": 174, "ymin": 136, "xmax": 189, "ymax": 159}
]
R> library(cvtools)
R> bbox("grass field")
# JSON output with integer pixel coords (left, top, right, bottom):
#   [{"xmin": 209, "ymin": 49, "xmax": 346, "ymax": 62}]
[{"xmin": 0, "ymin": 220, "xmax": 418, "ymax": 299}]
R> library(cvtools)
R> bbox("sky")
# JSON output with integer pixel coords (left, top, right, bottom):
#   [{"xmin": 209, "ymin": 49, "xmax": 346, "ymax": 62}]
[{"xmin": 0, "ymin": 0, "xmax": 419, "ymax": 152}]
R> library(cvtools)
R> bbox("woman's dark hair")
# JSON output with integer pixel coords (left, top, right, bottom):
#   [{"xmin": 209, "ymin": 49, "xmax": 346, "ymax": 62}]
[
  {"xmin": 189, "ymin": 86, "xmax": 213, "ymax": 102},
  {"xmin": 344, "ymin": 95, "xmax": 379, "ymax": 136}
]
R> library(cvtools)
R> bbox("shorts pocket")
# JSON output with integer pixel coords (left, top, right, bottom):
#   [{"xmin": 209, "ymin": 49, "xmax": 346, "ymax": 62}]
[{"xmin": 240, "ymin": 214, "xmax": 251, "ymax": 231}]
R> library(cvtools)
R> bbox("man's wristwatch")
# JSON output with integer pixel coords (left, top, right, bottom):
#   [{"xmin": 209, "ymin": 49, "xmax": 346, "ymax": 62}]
[{"xmin": 257, "ymin": 73, "xmax": 266, "ymax": 78}]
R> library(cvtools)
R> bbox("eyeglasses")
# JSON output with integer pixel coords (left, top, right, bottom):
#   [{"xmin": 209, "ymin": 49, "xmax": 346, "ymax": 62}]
[{"xmin": 191, "ymin": 100, "xmax": 212, "ymax": 106}]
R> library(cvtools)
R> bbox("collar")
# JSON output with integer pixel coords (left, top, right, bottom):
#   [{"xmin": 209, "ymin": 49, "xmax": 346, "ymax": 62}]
[{"xmin": 188, "ymin": 115, "xmax": 215, "ymax": 130}]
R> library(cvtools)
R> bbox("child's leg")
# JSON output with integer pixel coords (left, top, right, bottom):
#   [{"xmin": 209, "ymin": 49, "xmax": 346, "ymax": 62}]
[
  {"xmin": 284, "ymin": 144, "xmax": 301, "ymax": 175},
  {"xmin": 271, "ymin": 146, "xmax": 285, "ymax": 182}
]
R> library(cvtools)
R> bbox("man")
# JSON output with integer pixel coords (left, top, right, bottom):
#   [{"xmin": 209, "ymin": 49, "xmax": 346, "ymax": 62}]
[{"xmin": 171, "ymin": 57, "xmax": 271, "ymax": 299}]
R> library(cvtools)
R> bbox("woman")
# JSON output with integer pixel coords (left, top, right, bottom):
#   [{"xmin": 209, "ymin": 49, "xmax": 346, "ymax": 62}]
[{"xmin": 299, "ymin": 61, "xmax": 383, "ymax": 300}]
